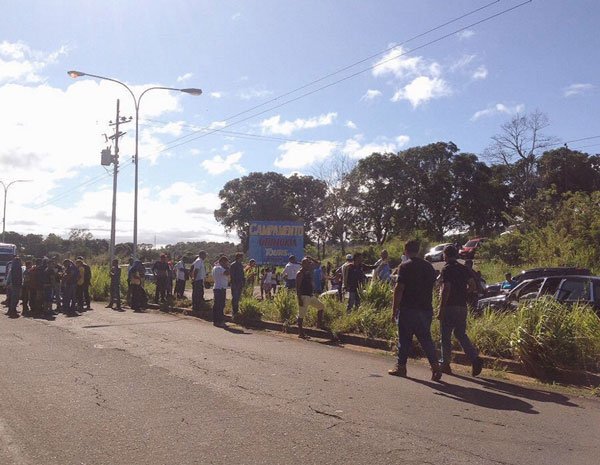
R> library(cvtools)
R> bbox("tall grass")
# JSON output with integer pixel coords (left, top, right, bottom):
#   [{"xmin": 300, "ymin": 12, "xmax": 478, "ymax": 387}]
[{"xmin": 510, "ymin": 298, "xmax": 600, "ymax": 376}]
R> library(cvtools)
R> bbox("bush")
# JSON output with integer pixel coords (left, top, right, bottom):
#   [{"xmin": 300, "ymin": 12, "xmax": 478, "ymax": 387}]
[
  {"xmin": 467, "ymin": 309, "xmax": 516, "ymax": 359},
  {"xmin": 510, "ymin": 298, "xmax": 600, "ymax": 377},
  {"xmin": 331, "ymin": 304, "xmax": 395, "ymax": 340},
  {"xmin": 360, "ymin": 279, "xmax": 393, "ymax": 311},
  {"xmin": 237, "ymin": 297, "xmax": 263, "ymax": 324},
  {"xmin": 272, "ymin": 288, "xmax": 298, "ymax": 325}
]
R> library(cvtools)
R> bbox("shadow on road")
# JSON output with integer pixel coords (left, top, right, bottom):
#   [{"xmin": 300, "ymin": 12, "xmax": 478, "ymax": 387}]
[
  {"xmin": 410, "ymin": 378, "xmax": 539, "ymax": 414},
  {"xmin": 451, "ymin": 374, "xmax": 579, "ymax": 408},
  {"xmin": 221, "ymin": 325, "xmax": 251, "ymax": 335},
  {"xmin": 82, "ymin": 319, "xmax": 181, "ymax": 329}
]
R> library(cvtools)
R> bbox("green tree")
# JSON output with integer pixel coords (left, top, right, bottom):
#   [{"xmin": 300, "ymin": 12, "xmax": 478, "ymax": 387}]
[{"xmin": 537, "ymin": 147, "xmax": 600, "ymax": 194}]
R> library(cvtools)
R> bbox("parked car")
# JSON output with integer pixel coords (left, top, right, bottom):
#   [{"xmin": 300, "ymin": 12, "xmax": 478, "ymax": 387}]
[
  {"xmin": 477, "ymin": 275, "xmax": 600, "ymax": 313},
  {"xmin": 486, "ymin": 267, "xmax": 591, "ymax": 296},
  {"xmin": 459, "ymin": 237, "xmax": 487, "ymax": 259},
  {"xmin": 142, "ymin": 263, "xmax": 156, "ymax": 283},
  {"xmin": 425, "ymin": 243, "xmax": 453, "ymax": 262}
]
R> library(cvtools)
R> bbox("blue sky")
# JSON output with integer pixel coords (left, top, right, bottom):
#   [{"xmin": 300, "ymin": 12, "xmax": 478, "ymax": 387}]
[{"xmin": 1, "ymin": 0, "xmax": 599, "ymax": 245}]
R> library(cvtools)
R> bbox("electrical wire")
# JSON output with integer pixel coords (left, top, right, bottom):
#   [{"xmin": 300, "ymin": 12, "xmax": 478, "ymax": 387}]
[{"xmin": 154, "ymin": 0, "xmax": 534, "ymax": 154}]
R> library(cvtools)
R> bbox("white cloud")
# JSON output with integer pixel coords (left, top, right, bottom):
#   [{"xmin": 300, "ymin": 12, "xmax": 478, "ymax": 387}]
[
  {"xmin": 342, "ymin": 134, "xmax": 409, "ymax": 159},
  {"xmin": 457, "ymin": 29, "xmax": 475, "ymax": 40},
  {"xmin": 238, "ymin": 88, "xmax": 272, "ymax": 100},
  {"xmin": 372, "ymin": 46, "xmax": 423, "ymax": 79},
  {"xmin": 472, "ymin": 65, "xmax": 488, "ymax": 80},
  {"xmin": 201, "ymin": 151, "xmax": 246, "ymax": 175},
  {"xmin": 450, "ymin": 54, "xmax": 476, "ymax": 72},
  {"xmin": 232, "ymin": 12, "xmax": 241, "ymax": 21},
  {"xmin": 210, "ymin": 91, "xmax": 223, "ymax": 99},
  {"xmin": 564, "ymin": 83, "xmax": 595, "ymax": 97},
  {"xmin": 345, "ymin": 120, "xmax": 357, "ymax": 129},
  {"xmin": 361, "ymin": 89, "xmax": 382, "ymax": 101},
  {"xmin": 391, "ymin": 76, "xmax": 451, "ymax": 108},
  {"xmin": 274, "ymin": 141, "xmax": 338, "ymax": 169},
  {"xmin": 0, "ymin": 40, "xmax": 68, "ymax": 84},
  {"xmin": 373, "ymin": 45, "xmax": 450, "ymax": 107},
  {"xmin": 471, "ymin": 103, "xmax": 525, "ymax": 121},
  {"xmin": 176, "ymin": 72, "xmax": 193, "ymax": 83},
  {"xmin": 260, "ymin": 112, "xmax": 337, "ymax": 136}
]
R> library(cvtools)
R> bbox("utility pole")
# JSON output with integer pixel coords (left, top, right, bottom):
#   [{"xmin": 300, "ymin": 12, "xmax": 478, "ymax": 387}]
[{"xmin": 103, "ymin": 100, "xmax": 131, "ymax": 263}]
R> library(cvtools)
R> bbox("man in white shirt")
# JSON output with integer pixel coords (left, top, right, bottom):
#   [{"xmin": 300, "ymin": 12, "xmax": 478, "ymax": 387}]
[
  {"xmin": 173, "ymin": 256, "xmax": 187, "ymax": 299},
  {"xmin": 283, "ymin": 255, "xmax": 302, "ymax": 289},
  {"xmin": 191, "ymin": 251, "xmax": 207, "ymax": 312},
  {"xmin": 212, "ymin": 255, "xmax": 230, "ymax": 327}
]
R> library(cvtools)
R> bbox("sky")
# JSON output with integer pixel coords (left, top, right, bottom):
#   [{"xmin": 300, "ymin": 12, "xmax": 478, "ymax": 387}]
[{"xmin": 1, "ymin": 0, "xmax": 599, "ymax": 246}]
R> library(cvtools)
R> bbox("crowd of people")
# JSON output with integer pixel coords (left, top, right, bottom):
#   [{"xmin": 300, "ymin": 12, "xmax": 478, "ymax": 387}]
[
  {"xmin": 3, "ymin": 241, "xmax": 485, "ymax": 381},
  {"xmin": 3, "ymin": 256, "xmax": 92, "ymax": 318}
]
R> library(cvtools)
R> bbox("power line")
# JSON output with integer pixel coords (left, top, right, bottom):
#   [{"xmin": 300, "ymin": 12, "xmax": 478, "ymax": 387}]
[
  {"xmin": 166, "ymin": 0, "xmax": 502, "ymax": 146},
  {"xmin": 153, "ymin": 0, "xmax": 533, "ymax": 155}
]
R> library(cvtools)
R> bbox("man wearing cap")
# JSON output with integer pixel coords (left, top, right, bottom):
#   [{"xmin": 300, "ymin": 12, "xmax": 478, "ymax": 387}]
[
  {"xmin": 438, "ymin": 245, "xmax": 483, "ymax": 376},
  {"xmin": 283, "ymin": 255, "xmax": 302, "ymax": 290}
]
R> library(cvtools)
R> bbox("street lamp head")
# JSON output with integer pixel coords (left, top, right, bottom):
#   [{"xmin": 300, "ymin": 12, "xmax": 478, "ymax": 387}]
[
  {"xmin": 180, "ymin": 88, "xmax": 203, "ymax": 96},
  {"xmin": 67, "ymin": 70, "xmax": 85, "ymax": 78}
]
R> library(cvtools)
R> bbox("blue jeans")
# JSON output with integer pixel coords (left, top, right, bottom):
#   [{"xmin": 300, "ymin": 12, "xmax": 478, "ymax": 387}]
[
  {"xmin": 440, "ymin": 305, "xmax": 478, "ymax": 364},
  {"xmin": 285, "ymin": 279, "xmax": 296, "ymax": 289},
  {"xmin": 9, "ymin": 286, "xmax": 21, "ymax": 314},
  {"xmin": 109, "ymin": 283, "xmax": 121, "ymax": 308},
  {"xmin": 63, "ymin": 285, "xmax": 76, "ymax": 313},
  {"xmin": 231, "ymin": 284, "xmax": 243, "ymax": 314},
  {"xmin": 347, "ymin": 290, "xmax": 360, "ymax": 312},
  {"xmin": 192, "ymin": 280, "xmax": 204, "ymax": 311},
  {"xmin": 397, "ymin": 309, "xmax": 438, "ymax": 366},
  {"xmin": 213, "ymin": 288, "xmax": 226, "ymax": 324}
]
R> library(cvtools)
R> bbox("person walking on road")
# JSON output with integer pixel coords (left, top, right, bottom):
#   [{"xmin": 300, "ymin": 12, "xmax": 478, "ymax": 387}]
[
  {"xmin": 389, "ymin": 240, "xmax": 442, "ymax": 381},
  {"xmin": 62, "ymin": 259, "xmax": 79, "ymax": 316},
  {"xmin": 212, "ymin": 256, "xmax": 230, "ymax": 327},
  {"xmin": 438, "ymin": 245, "xmax": 484, "ymax": 376},
  {"xmin": 296, "ymin": 256, "xmax": 325, "ymax": 338},
  {"xmin": 191, "ymin": 251, "xmax": 207, "ymax": 312},
  {"xmin": 229, "ymin": 253, "xmax": 245, "ymax": 316}
]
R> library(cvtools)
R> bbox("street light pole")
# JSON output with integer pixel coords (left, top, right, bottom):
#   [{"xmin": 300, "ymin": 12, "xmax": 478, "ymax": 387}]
[
  {"xmin": 67, "ymin": 70, "xmax": 202, "ymax": 259},
  {"xmin": 1, "ymin": 180, "xmax": 31, "ymax": 242}
]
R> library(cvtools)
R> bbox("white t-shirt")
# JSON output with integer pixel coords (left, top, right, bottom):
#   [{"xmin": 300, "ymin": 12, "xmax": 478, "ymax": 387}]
[
  {"xmin": 283, "ymin": 262, "xmax": 302, "ymax": 280},
  {"xmin": 174, "ymin": 261, "xmax": 186, "ymax": 280},
  {"xmin": 192, "ymin": 257, "xmax": 206, "ymax": 281},
  {"xmin": 212, "ymin": 265, "xmax": 228, "ymax": 289}
]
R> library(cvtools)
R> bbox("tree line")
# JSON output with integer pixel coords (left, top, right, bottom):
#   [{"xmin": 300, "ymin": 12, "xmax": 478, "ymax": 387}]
[{"xmin": 214, "ymin": 111, "xmax": 600, "ymax": 254}]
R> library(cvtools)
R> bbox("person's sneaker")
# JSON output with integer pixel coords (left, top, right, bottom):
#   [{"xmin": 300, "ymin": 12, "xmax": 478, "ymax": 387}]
[
  {"xmin": 472, "ymin": 357, "xmax": 484, "ymax": 377},
  {"xmin": 388, "ymin": 363, "xmax": 407, "ymax": 377},
  {"xmin": 440, "ymin": 363, "xmax": 452, "ymax": 375}
]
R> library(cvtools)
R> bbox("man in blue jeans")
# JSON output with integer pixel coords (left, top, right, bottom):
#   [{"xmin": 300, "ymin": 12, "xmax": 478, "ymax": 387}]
[
  {"xmin": 212, "ymin": 256, "xmax": 230, "ymax": 327},
  {"xmin": 389, "ymin": 240, "xmax": 442, "ymax": 381},
  {"xmin": 438, "ymin": 245, "xmax": 483, "ymax": 376}
]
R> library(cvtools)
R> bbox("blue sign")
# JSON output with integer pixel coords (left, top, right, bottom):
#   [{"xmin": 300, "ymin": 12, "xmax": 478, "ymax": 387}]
[{"xmin": 248, "ymin": 221, "xmax": 304, "ymax": 266}]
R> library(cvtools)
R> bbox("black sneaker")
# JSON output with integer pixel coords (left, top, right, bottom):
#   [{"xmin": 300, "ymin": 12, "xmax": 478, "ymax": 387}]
[
  {"xmin": 440, "ymin": 363, "xmax": 452, "ymax": 375},
  {"xmin": 472, "ymin": 357, "xmax": 484, "ymax": 377},
  {"xmin": 388, "ymin": 364, "xmax": 407, "ymax": 377}
]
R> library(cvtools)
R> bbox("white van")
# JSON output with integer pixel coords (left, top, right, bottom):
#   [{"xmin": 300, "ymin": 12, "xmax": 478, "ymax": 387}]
[{"xmin": 0, "ymin": 243, "xmax": 17, "ymax": 291}]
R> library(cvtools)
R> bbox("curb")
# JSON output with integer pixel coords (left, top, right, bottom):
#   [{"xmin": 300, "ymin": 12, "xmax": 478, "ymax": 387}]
[{"xmin": 147, "ymin": 302, "xmax": 599, "ymax": 387}]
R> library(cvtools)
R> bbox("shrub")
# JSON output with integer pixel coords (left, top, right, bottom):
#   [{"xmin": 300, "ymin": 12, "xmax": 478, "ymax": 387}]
[
  {"xmin": 272, "ymin": 288, "xmax": 298, "ymax": 325},
  {"xmin": 510, "ymin": 298, "xmax": 600, "ymax": 377},
  {"xmin": 467, "ymin": 309, "xmax": 516, "ymax": 359},
  {"xmin": 237, "ymin": 297, "xmax": 263, "ymax": 324},
  {"xmin": 360, "ymin": 279, "xmax": 393, "ymax": 311},
  {"xmin": 330, "ymin": 304, "xmax": 395, "ymax": 340}
]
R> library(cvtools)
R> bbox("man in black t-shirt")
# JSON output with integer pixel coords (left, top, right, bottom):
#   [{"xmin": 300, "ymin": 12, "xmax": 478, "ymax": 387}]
[
  {"xmin": 388, "ymin": 240, "xmax": 442, "ymax": 381},
  {"xmin": 438, "ymin": 245, "xmax": 483, "ymax": 376}
]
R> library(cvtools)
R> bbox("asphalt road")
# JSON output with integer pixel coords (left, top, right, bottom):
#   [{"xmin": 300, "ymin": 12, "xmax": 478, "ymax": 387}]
[{"xmin": 0, "ymin": 304, "xmax": 598, "ymax": 465}]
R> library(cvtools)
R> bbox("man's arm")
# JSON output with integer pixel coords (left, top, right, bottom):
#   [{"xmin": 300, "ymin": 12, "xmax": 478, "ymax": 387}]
[
  {"xmin": 296, "ymin": 269, "xmax": 303, "ymax": 307},
  {"xmin": 392, "ymin": 282, "xmax": 404, "ymax": 322},
  {"xmin": 439, "ymin": 281, "xmax": 451, "ymax": 321}
]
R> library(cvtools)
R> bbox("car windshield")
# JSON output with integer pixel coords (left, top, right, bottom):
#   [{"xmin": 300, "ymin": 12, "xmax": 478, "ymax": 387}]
[
  {"xmin": 434, "ymin": 245, "xmax": 445, "ymax": 251},
  {"xmin": 513, "ymin": 279, "xmax": 543, "ymax": 300},
  {"xmin": 464, "ymin": 240, "xmax": 478, "ymax": 247}
]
